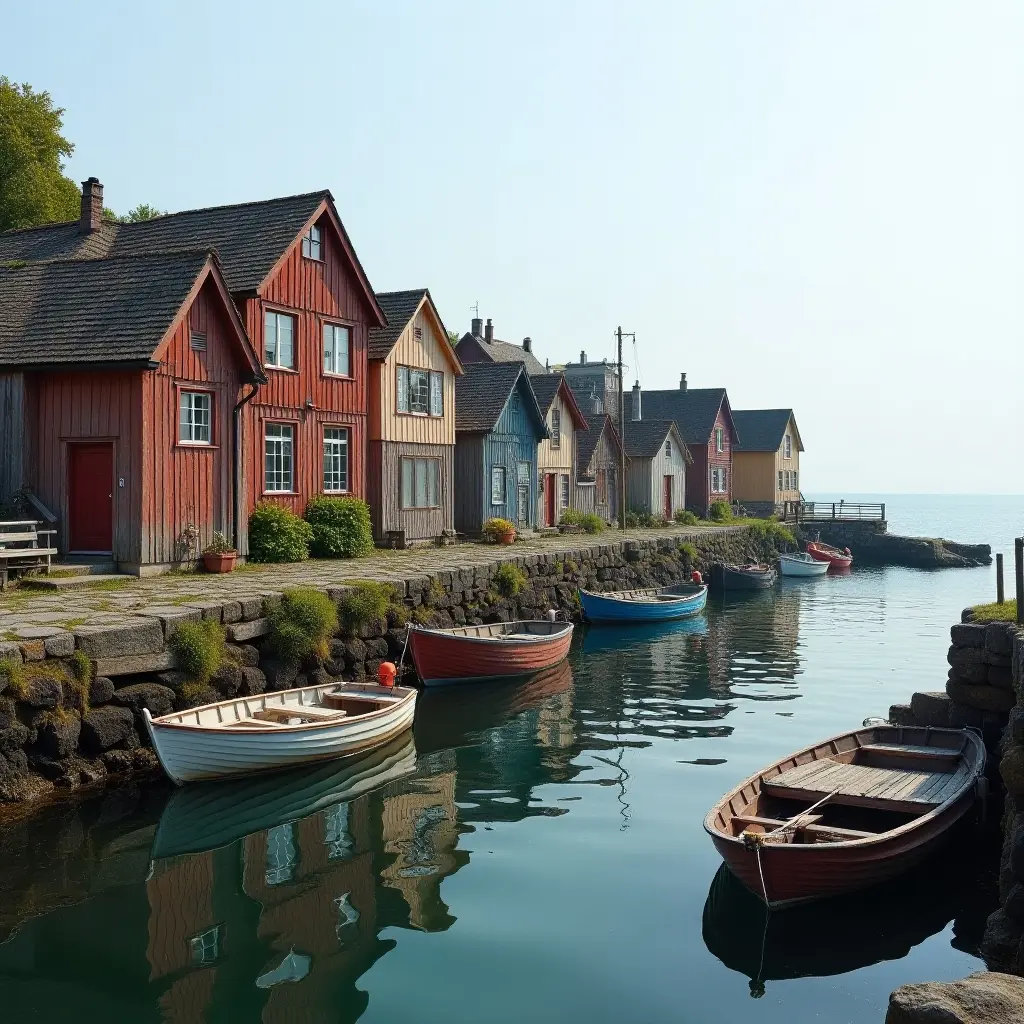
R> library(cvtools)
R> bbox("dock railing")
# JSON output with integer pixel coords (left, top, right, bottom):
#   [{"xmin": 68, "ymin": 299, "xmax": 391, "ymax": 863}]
[{"xmin": 784, "ymin": 501, "xmax": 886, "ymax": 522}]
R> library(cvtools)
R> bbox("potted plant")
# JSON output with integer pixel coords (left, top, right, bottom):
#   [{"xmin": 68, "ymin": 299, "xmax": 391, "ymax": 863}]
[
  {"xmin": 482, "ymin": 517, "xmax": 516, "ymax": 545},
  {"xmin": 202, "ymin": 531, "xmax": 237, "ymax": 573}
]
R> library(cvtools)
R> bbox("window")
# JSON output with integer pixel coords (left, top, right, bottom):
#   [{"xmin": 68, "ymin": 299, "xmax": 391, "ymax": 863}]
[
  {"xmin": 265, "ymin": 423, "xmax": 294, "ymax": 492},
  {"xmin": 711, "ymin": 466, "xmax": 727, "ymax": 493},
  {"xmin": 793, "ymin": 470, "xmax": 798, "ymax": 491},
  {"xmin": 784, "ymin": 434, "xmax": 792, "ymax": 459},
  {"xmin": 665, "ymin": 439, "xmax": 672, "ymax": 458},
  {"xmin": 722, "ymin": 467, "xmax": 728, "ymax": 492},
  {"xmin": 715, "ymin": 427, "xmax": 724, "ymax": 453},
  {"xmin": 323, "ymin": 324, "xmax": 350, "ymax": 376},
  {"xmin": 179, "ymin": 391, "xmax": 212, "ymax": 444},
  {"xmin": 401, "ymin": 458, "xmax": 441, "ymax": 508},
  {"xmin": 302, "ymin": 224, "xmax": 322, "ymax": 260},
  {"xmin": 491, "ymin": 465, "xmax": 506, "ymax": 504},
  {"xmin": 323, "ymin": 427, "xmax": 349, "ymax": 492},
  {"xmin": 190, "ymin": 331, "xmax": 207, "ymax": 352},
  {"xmin": 551, "ymin": 408, "xmax": 561, "ymax": 449},
  {"xmin": 560, "ymin": 474, "xmax": 570, "ymax": 511},
  {"xmin": 778, "ymin": 470, "xmax": 784, "ymax": 492},
  {"xmin": 189, "ymin": 926, "xmax": 222, "ymax": 965},
  {"xmin": 264, "ymin": 310, "xmax": 295, "ymax": 369},
  {"xmin": 265, "ymin": 823, "xmax": 298, "ymax": 886},
  {"xmin": 397, "ymin": 367, "xmax": 443, "ymax": 416}
]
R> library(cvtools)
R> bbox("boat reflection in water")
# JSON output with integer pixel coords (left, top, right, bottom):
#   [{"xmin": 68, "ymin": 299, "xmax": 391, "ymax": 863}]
[{"xmin": 702, "ymin": 830, "xmax": 1000, "ymax": 997}]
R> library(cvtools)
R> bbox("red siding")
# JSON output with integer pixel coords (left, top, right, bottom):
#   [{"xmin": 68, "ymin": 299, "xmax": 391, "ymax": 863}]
[
  {"xmin": 685, "ymin": 408, "xmax": 734, "ymax": 514},
  {"xmin": 241, "ymin": 217, "xmax": 374, "ymax": 516}
]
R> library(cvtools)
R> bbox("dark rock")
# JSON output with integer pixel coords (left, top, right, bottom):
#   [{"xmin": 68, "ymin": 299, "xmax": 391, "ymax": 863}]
[
  {"xmin": 100, "ymin": 749, "xmax": 134, "ymax": 773},
  {"xmin": 1010, "ymin": 708, "xmax": 1024, "ymax": 747},
  {"xmin": 0, "ymin": 747, "xmax": 28, "ymax": 776},
  {"xmin": 888, "ymin": 703, "xmax": 917, "ymax": 727},
  {"xmin": 177, "ymin": 686, "xmax": 218, "ymax": 709},
  {"xmin": 21, "ymin": 675, "xmax": 62, "ymax": 708},
  {"xmin": 342, "ymin": 638, "xmax": 366, "ymax": 666},
  {"xmin": 1005, "ymin": 883, "xmax": 1024, "ymax": 925},
  {"xmin": 364, "ymin": 638, "xmax": 389, "ymax": 660},
  {"xmin": 909, "ymin": 692, "xmax": 951, "ymax": 728},
  {"xmin": 946, "ymin": 677, "xmax": 1016, "ymax": 714},
  {"xmin": 358, "ymin": 617, "xmax": 387, "ymax": 639},
  {"xmin": 979, "ymin": 910, "xmax": 1024, "ymax": 970},
  {"xmin": 293, "ymin": 673, "xmax": 309, "ymax": 689},
  {"xmin": 988, "ymin": 666, "xmax": 1015, "ymax": 691},
  {"xmin": 112, "ymin": 683, "xmax": 175, "ymax": 717},
  {"xmin": 239, "ymin": 667, "xmax": 267, "ymax": 696},
  {"xmin": 951, "ymin": 623, "xmax": 986, "ymax": 648},
  {"xmin": 36, "ymin": 711, "xmax": 81, "ymax": 759},
  {"xmin": 983, "ymin": 651, "xmax": 1013, "ymax": 668},
  {"xmin": 0, "ymin": 721, "xmax": 29, "ymax": 752},
  {"xmin": 886, "ymin": 970, "xmax": 1024, "ymax": 1023},
  {"xmin": 262, "ymin": 658, "xmax": 299, "ymax": 691},
  {"xmin": 309, "ymin": 667, "xmax": 334, "ymax": 686},
  {"xmin": 80, "ymin": 706, "xmax": 135, "ymax": 754},
  {"xmin": 986, "ymin": 622, "xmax": 1016, "ymax": 655},
  {"xmin": 1011, "ymin": 823, "xmax": 1024, "ymax": 882},
  {"xmin": 234, "ymin": 644, "xmax": 261, "ymax": 667},
  {"xmin": 211, "ymin": 661, "xmax": 243, "ymax": 697},
  {"xmin": 89, "ymin": 676, "xmax": 114, "ymax": 705}
]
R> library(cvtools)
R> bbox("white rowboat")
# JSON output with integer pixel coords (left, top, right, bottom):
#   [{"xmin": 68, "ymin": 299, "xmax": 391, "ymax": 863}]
[
  {"xmin": 143, "ymin": 681, "xmax": 417, "ymax": 785},
  {"xmin": 778, "ymin": 552, "xmax": 831, "ymax": 578}
]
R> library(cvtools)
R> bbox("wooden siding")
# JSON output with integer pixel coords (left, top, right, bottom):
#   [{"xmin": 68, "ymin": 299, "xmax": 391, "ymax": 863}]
[
  {"xmin": 732, "ymin": 451, "xmax": 776, "ymax": 503},
  {"xmin": 776, "ymin": 421, "xmax": 801, "ymax": 500},
  {"xmin": 574, "ymin": 482, "xmax": 597, "ymax": 514},
  {"xmin": 368, "ymin": 440, "xmax": 454, "ymax": 541},
  {"xmin": 629, "ymin": 436, "xmax": 686, "ymax": 516},
  {"xmin": 370, "ymin": 304, "xmax": 456, "ymax": 445},
  {"xmin": 242, "ymin": 215, "xmax": 374, "ymax": 514},
  {"xmin": 0, "ymin": 373, "xmax": 26, "ymax": 501},
  {"xmin": 140, "ymin": 277, "xmax": 246, "ymax": 567},
  {"xmin": 581, "ymin": 426, "xmax": 620, "ymax": 522},
  {"xmin": 687, "ymin": 407, "xmax": 733, "ymax": 515},
  {"xmin": 453, "ymin": 433, "xmax": 484, "ymax": 534},
  {"xmin": 626, "ymin": 457, "xmax": 652, "ymax": 513},
  {"xmin": 537, "ymin": 391, "xmax": 575, "ymax": 471}
]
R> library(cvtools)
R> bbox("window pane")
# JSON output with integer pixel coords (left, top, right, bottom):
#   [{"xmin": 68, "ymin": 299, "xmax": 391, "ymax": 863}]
[
  {"xmin": 492, "ymin": 466, "xmax": 505, "ymax": 504},
  {"xmin": 323, "ymin": 427, "xmax": 348, "ymax": 491},
  {"xmin": 415, "ymin": 459, "xmax": 427, "ymax": 507},
  {"xmin": 323, "ymin": 323, "xmax": 334, "ymax": 373},
  {"xmin": 410, "ymin": 370, "xmax": 429, "ymax": 414},
  {"xmin": 278, "ymin": 316, "xmax": 294, "ymax": 368},
  {"xmin": 337, "ymin": 327, "xmax": 350, "ymax": 375},
  {"xmin": 397, "ymin": 367, "xmax": 410, "ymax": 412},
  {"xmin": 430, "ymin": 372, "xmax": 443, "ymax": 416},
  {"xmin": 428, "ymin": 460, "xmax": 438, "ymax": 507},
  {"xmin": 264, "ymin": 311, "xmax": 277, "ymax": 364},
  {"xmin": 401, "ymin": 459, "xmax": 413, "ymax": 507}
]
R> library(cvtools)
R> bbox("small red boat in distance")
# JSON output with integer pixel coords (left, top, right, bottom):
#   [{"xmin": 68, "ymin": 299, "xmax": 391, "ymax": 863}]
[
  {"xmin": 408, "ymin": 620, "xmax": 574, "ymax": 687},
  {"xmin": 806, "ymin": 541, "xmax": 853, "ymax": 569}
]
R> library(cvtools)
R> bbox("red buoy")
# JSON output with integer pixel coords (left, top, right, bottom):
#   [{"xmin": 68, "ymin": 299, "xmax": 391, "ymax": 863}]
[
  {"xmin": 691, "ymin": 570, "xmax": 703, "ymax": 585},
  {"xmin": 377, "ymin": 661, "xmax": 397, "ymax": 688}
]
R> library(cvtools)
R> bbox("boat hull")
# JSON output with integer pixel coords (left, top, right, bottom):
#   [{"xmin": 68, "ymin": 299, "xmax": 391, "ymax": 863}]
[
  {"xmin": 144, "ymin": 683, "xmax": 417, "ymax": 785},
  {"xmin": 409, "ymin": 621, "xmax": 573, "ymax": 686},
  {"xmin": 778, "ymin": 555, "xmax": 830, "ymax": 577},
  {"xmin": 806, "ymin": 542, "xmax": 853, "ymax": 569},
  {"xmin": 713, "ymin": 564, "xmax": 778, "ymax": 590},
  {"xmin": 579, "ymin": 585, "xmax": 707, "ymax": 623}
]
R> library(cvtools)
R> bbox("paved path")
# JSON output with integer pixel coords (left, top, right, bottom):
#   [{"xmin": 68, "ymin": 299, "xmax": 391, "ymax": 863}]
[{"xmin": 0, "ymin": 525, "xmax": 740, "ymax": 635}]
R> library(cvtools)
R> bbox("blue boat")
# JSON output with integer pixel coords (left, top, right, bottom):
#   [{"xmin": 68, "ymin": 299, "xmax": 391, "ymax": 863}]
[{"xmin": 579, "ymin": 583, "xmax": 708, "ymax": 624}]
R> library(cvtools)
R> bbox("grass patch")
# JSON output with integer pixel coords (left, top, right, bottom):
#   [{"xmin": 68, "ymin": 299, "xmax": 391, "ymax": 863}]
[
  {"xmin": 970, "ymin": 600, "xmax": 1018, "ymax": 623},
  {"xmin": 0, "ymin": 658, "xmax": 72, "ymax": 701},
  {"xmin": 58, "ymin": 617, "xmax": 89, "ymax": 631},
  {"xmin": 559, "ymin": 509, "xmax": 604, "ymax": 534},
  {"xmin": 493, "ymin": 563, "xmax": 527, "ymax": 598},
  {"xmin": 80, "ymin": 578, "xmax": 132, "ymax": 592},
  {"xmin": 337, "ymin": 581, "xmax": 393, "ymax": 635},
  {"xmin": 169, "ymin": 620, "xmax": 226, "ymax": 684},
  {"xmin": 678, "ymin": 542, "xmax": 698, "ymax": 564},
  {"xmin": 270, "ymin": 587, "xmax": 339, "ymax": 661}
]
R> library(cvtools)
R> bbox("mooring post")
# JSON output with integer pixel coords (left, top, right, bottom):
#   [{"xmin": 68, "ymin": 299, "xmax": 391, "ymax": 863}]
[
  {"xmin": 1015, "ymin": 537, "xmax": 1023, "ymax": 624},
  {"xmin": 996, "ymin": 552, "xmax": 1004, "ymax": 604}
]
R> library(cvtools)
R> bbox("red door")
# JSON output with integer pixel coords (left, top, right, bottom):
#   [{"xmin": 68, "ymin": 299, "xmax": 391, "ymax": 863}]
[
  {"xmin": 545, "ymin": 473, "xmax": 557, "ymax": 526},
  {"xmin": 663, "ymin": 475, "xmax": 673, "ymax": 519},
  {"xmin": 69, "ymin": 443, "xmax": 114, "ymax": 552}
]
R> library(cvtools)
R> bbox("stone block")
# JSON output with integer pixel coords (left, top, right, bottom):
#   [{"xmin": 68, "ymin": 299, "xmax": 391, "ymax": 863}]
[
  {"xmin": 21, "ymin": 675, "xmax": 62, "ymax": 708},
  {"xmin": 0, "ymin": 641, "xmax": 22, "ymax": 665},
  {"xmin": 211, "ymin": 662, "xmax": 243, "ymax": 697},
  {"xmin": 139, "ymin": 606, "xmax": 202, "ymax": 638},
  {"xmin": 986, "ymin": 622, "xmax": 1016, "ymax": 655},
  {"xmin": 909, "ymin": 691, "xmax": 952, "ymax": 727},
  {"xmin": 80, "ymin": 706, "xmax": 136, "ymax": 753},
  {"xmin": 950, "ymin": 622, "xmax": 986, "ymax": 648},
  {"xmin": 183, "ymin": 601, "xmax": 224, "ymax": 623},
  {"xmin": 987, "ymin": 666, "xmax": 1014, "ymax": 691},
  {"xmin": 239, "ymin": 596, "xmax": 264, "ymax": 621},
  {"xmin": 230, "ymin": 644, "xmax": 260, "ymax": 667},
  {"xmin": 111, "ymin": 682, "xmax": 176, "ymax": 717},
  {"xmin": 946, "ymin": 677, "xmax": 1016, "ymax": 714},
  {"xmin": 220, "ymin": 601, "xmax": 242, "ymax": 624},
  {"xmin": 1006, "ymin": 883, "xmax": 1024, "ymax": 925},
  {"xmin": 74, "ymin": 619, "xmax": 164, "ymax": 660},
  {"xmin": 239, "ymin": 667, "xmax": 266, "ymax": 696},
  {"xmin": 42, "ymin": 632, "xmax": 75, "ymax": 658},
  {"xmin": 93, "ymin": 651, "xmax": 177, "ymax": 677},
  {"xmin": 18, "ymin": 640, "xmax": 45, "ymax": 662},
  {"xmin": 1003, "ymin": 747, "xmax": 1024, "ymax": 802},
  {"xmin": 226, "ymin": 618, "xmax": 270, "ymax": 642},
  {"xmin": 889, "ymin": 969, "xmax": 1024, "ymax": 1022},
  {"xmin": 89, "ymin": 676, "xmax": 114, "ymax": 705},
  {"xmin": 37, "ymin": 712, "xmax": 81, "ymax": 759}
]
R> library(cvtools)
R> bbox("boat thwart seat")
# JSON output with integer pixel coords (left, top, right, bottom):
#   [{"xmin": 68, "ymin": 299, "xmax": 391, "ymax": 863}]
[{"xmin": 251, "ymin": 706, "xmax": 348, "ymax": 724}]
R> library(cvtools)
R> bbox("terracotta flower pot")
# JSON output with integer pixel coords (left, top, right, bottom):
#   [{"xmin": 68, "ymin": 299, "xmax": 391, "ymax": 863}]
[
  {"xmin": 203, "ymin": 551, "xmax": 237, "ymax": 573},
  {"xmin": 498, "ymin": 531, "xmax": 516, "ymax": 545}
]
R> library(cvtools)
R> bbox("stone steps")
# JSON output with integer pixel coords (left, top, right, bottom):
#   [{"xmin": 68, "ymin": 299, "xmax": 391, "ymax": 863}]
[
  {"xmin": 24, "ymin": 573, "xmax": 135, "ymax": 591},
  {"xmin": 48, "ymin": 561, "xmax": 119, "ymax": 576}
]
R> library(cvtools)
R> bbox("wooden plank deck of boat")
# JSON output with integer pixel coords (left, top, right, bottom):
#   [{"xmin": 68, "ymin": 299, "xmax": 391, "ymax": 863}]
[{"xmin": 762, "ymin": 746, "xmax": 972, "ymax": 815}]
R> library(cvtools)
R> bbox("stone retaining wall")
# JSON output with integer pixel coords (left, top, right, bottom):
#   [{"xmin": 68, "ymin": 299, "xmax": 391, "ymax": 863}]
[
  {"xmin": 0, "ymin": 525, "xmax": 781, "ymax": 815},
  {"xmin": 799, "ymin": 520, "xmax": 991, "ymax": 568}
]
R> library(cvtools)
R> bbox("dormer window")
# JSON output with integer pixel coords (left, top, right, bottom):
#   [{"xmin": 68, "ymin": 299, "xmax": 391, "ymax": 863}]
[
  {"xmin": 784, "ymin": 434, "xmax": 792, "ymax": 459},
  {"xmin": 302, "ymin": 224, "xmax": 322, "ymax": 260},
  {"xmin": 665, "ymin": 439, "xmax": 672, "ymax": 458}
]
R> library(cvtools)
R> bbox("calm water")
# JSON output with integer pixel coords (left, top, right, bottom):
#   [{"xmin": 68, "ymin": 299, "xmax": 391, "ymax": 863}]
[{"xmin": 0, "ymin": 496, "xmax": 1021, "ymax": 1023}]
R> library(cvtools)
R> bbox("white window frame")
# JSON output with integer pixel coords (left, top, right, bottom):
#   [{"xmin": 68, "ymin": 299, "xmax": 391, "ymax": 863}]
[
  {"xmin": 264, "ymin": 423, "xmax": 295, "ymax": 493},
  {"xmin": 792, "ymin": 470, "xmax": 798, "ymax": 491},
  {"xmin": 559, "ymin": 474, "xmax": 570, "ymax": 512},
  {"xmin": 491, "ymin": 465, "xmax": 506, "ymax": 505},
  {"xmin": 551, "ymin": 408, "xmax": 561, "ymax": 450},
  {"xmin": 322, "ymin": 323, "xmax": 351, "ymax": 377},
  {"xmin": 189, "ymin": 925, "xmax": 222, "ymax": 965},
  {"xmin": 302, "ymin": 224, "xmax": 322, "ymax": 260},
  {"xmin": 429, "ymin": 371, "xmax": 444, "ymax": 416},
  {"xmin": 264, "ymin": 310, "xmax": 296, "ymax": 370},
  {"xmin": 665, "ymin": 438, "xmax": 672, "ymax": 458},
  {"xmin": 323, "ymin": 426, "xmax": 349, "ymax": 493},
  {"xmin": 397, "ymin": 366, "xmax": 443, "ymax": 417},
  {"xmin": 401, "ymin": 457, "xmax": 441, "ymax": 509},
  {"xmin": 778, "ymin": 470, "xmax": 784, "ymax": 492},
  {"xmin": 179, "ymin": 390, "xmax": 212, "ymax": 445},
  {"xmin": 784, "ymin": 434, "xmax": 792, "ymax": 460},
  {"xmin": 715, "ymin": 427, "xmax": 724, "ymax": 453}
]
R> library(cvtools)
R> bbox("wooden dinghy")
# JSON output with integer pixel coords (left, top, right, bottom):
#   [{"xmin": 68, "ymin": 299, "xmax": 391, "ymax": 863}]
[
  {"xmin": 806, "ymin": 541, "xmax": 853, "ymax": 569},
  {"xmin": 712, "ymin": 563, "xmax": 778, "ymax": 590},
  {"xmin": 704, "ymin": 725, "xmax": 985, "ymax": 906},
  {"xmin": 143, "ymin": 681, "xmax": 417, "ymax": 785},
  {"xmin": 778, "ymin": 552, "xmax": 830, "ymax": 578},
  {"xmin": 579, "ymin": 583, "xmax": 708, "ymax": 624},
  {"xmin": 408, "ymin": 620, "xmax": 573, "ymax": 687}
]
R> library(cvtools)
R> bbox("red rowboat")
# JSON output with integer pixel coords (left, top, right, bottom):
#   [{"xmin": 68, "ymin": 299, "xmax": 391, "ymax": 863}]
[
  {"xmin": 806, "ymin": 541, "xmax": 853, "ymax": 569},
  {"xmin": 704, "ymin": 725, "xmax": 985, "ymax": 907},
  {"xmin": 407, "ymin": 620, "xmax": 574, "ymax": 687}
]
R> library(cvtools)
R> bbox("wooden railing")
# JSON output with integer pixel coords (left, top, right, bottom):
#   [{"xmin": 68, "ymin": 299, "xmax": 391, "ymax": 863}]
[{"xmin": 787, "ymin": 501, "xmax": 886, "ymax": 522}]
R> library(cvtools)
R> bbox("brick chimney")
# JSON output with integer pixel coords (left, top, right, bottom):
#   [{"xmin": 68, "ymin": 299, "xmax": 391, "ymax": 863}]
[
  {"xmin": 471, "ymin": 316, "xmax": 483, "ymax": 338},
  {"xmin": 580, "ymin": 350, "xmax": 587, "ymax": 364},
  {"xmin": 522, "ymin": 337, "xmax": 532, "ymax": 353},
  {"xmin": 680, "ymin": 372, "xmax": 687, "ymax": 392},
  {"xmin": 80, "ymin": 177, "xmax": 103, "ymax": 233},
  {"xmin": 631, "ymin": 380, "xmax": 642, "ymax": 420},
  {"xmin": 484, "ymin": 318, "xmax": 494, "ymax": 343}
]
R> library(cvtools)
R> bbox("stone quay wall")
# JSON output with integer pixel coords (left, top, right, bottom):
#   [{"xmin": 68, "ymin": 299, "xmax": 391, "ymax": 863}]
[
  {"xmin": 891, "ymin": 613, "xmax": 1024, "ymax": 974},
  {"xmin": 0, "ymin": 525, "xmax": 782, "ymax": 815},
  {"xmin": 798, "ymin": 519, "xmax": 991, "ymax": 568}
]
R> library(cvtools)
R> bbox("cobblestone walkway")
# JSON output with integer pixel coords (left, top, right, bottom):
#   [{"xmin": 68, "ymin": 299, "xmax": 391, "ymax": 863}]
[{"xmin": 0, "ymin": 525, "xmax": 740, "ymax": 635}]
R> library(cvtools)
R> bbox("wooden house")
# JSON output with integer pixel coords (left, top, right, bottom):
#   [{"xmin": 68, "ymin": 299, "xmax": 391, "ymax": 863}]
[
  {"xmin": 624, "ymin": 376, "xmax": 738, "ymax": 516},
  {"xmin": 732, "ymin": 409, "xmax": 804, "ymax": 515},
  {"xmin": 528, "ymin": 373, "xmax": 588, "ymax": 527},
  {"xmin": 574, "ymin": 413, "xmax": 624, "ymax": 522},
  {"xmin": 453, "ymin": 363, "xmax": 548, "ymax": 535},
  {"xmin": 620, "ymin": 417, "xmax": 689, "ymax": 520},
  {"xmin": 0, "ymin": 179, "xmax": 385, "ymax": 568},
  {"xmin": 456, "ymin": 316, "xmax": 547, "ymax": 375},
  {"xmin": 0, "ymin": 250, "xmax": 264, "ymax": 573}
]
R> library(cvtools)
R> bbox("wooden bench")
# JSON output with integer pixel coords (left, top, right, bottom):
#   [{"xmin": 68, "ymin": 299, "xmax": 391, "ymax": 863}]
[
  {"xmin": 0, "ymin": 521, "xmax": 58, "ymax": 589},
  {"xmin": 733, "ymin": 813, "xmax": 875, "ymax": 842},
  {"xmin": 251, "ymin": 706, "xmax": 348, "ymax": 724}
]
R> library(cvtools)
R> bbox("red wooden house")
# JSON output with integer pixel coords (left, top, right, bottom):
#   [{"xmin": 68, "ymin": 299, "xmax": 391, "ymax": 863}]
[
  {"xmin": 0, "ymin": 180, "xmax": 384, "ymax": 570},
  {"xmin": 624, "ymin": 376, "xmax": 738, "ymax": 516}
]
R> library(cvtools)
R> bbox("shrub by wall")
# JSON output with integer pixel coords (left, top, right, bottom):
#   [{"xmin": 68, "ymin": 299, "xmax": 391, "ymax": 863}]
[
  {"xmin": 337, "ymin": 581, "xmax": 400, "ymax": 636},
  {"xmin": 249, "ymin": 502, "xmax": 313, "ymax": 563},
  {"xmin": 270, "ymin": 587, "xmax": 339, "ymax": 662},
  {"xmin": 559, "ymin": 508, "xmax": 604, "ymax": 534},
  {"xmin": 305, "ymin": 496, "xmax": 374, "ymax": 559},
  {"xmin": 674, "ymin": 509, "xmax": 698, "ymax": 525},
  {"xmin": 708, "ymin": 500, "xmax": 732, "ymax": 523},
  {"xmin": 169, "ymin": 620, "xmax": 226, "ymax": 684}
]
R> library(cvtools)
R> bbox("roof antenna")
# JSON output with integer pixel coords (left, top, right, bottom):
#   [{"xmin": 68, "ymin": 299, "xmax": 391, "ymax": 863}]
[{"xmin": 470, "ymin": 300, "xmax": 479, "ymax": 318}]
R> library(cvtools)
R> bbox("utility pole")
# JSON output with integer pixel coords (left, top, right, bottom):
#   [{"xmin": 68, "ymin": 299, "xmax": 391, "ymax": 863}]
[{"xmin": 615, "ymin": 326, "xmax": 634, "ymax": 531}]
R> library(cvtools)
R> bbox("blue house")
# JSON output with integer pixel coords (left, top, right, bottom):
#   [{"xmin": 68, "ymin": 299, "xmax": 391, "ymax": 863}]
[{"xmin": 454, "ymin": 362, "xmax": 548, "ymax": 534}]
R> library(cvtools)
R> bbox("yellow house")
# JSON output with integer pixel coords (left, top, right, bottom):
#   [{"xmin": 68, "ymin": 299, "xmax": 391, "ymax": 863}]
[
  {"xmin": 731, "ymin": 409, "xmax": 804, "ymax": 515},
  {"xmin": 368, "ymin": 289, "xmax": 463, "ymax": 545},
  {"xmin": 529, "ymin": 373, "xmax": 589, "ymax": 527}
]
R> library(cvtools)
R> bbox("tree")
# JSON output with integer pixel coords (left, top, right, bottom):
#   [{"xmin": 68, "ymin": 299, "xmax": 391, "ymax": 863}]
[
  {"xmin": 447, "ymin": 329, "xmax": 462, "ymax": 347},
  {"xmin": 0, "ymin": 78, "xmax": 80, "ymax": 232},
  {"xmin": 117, "ymin": 203, "xmax": 165, "ymax": 223}
]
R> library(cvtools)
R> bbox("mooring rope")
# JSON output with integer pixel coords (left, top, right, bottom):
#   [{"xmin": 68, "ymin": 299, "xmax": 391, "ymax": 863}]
[{"xmin": 396, "ymin": 625, "xmax": 411, "ymax": 682}]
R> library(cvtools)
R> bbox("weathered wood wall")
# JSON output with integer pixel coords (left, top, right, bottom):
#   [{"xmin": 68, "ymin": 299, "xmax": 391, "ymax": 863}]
[
  {"xmin": 453, "ymin": 434, "xmax": 484, "ymax": 534},
  {"xmin": 368, "ymin": 441, "xmax": 454, "ymax": 541},
  {"xmin": 0, "ymin": 373, "xmax": 26, "ymax": 501},
  {"xmin": 483, "ymin": 384, "xmax": 539, "ymax": 531}
]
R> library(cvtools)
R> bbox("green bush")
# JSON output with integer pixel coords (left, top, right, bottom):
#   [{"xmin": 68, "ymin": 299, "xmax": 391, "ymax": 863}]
[
  {"xmin": 674, "ymin": 509, "xmax": 698, "ymax": 525},
  {"xmin": 248, "ymin": 502, "xmax": 313, "ymax": 563},
  {"xmin": 305, "ymin": 495, "xmax": 374, "ymax": 559},
  {"xmin": 678, "ymin": 542, "xmax": 698, "ymax": 564},
  {"xmin": 270, "ymin": 587, "xmax": 339, "ymax": 661},
  {"xmin": 337, "ymin": 581, "xmax": 397, "ymax": 635},
  {"xmin": 493, "ymin": 562, "xmax": 527, "ymax": 598},
  {"xmin": 745, "ymin": 519, "xmax": 795, "ymax": 547},
  {"xmin": 170, "ymin": 620, "xmax": 226, "ymax": 684},
  {"xmin": 559, "ymin": 508, "xmax": 604, "ymax": 534},
  {"xmin": 708, "ymin": 500, "xmax": 732, "ymax": 523}
]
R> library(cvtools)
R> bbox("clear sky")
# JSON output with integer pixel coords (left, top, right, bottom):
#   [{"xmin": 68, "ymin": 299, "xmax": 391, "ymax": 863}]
[{"xmin": 5, "ymin": 1, "xmax": 1022, "ymax": 493}]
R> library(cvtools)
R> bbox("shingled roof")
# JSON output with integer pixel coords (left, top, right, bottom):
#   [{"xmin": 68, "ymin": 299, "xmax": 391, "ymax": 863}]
[
  {"xmin": 455, "ymin": 362, "xmax": 547, "ymax": 436},
  {"xmin": 623, "ymin": 387, "xmax": 735, "ymax": 445},
  {"xmin": 576, "ymin": 413, "xmax": 623, "ymax": 477},
  {"xmin": 368, "ymin": 288, "xmax": 462, "ymax": 372},
  {"xmin": 0, "ymin": 251, "xmax": 262, "ymax": 376},
  {"xmin": 619, "ymin": 419, "xmax": 688, "ymax": 460},
  {"xmin": 457, "ymin": 332, "xmax": 547, "ymax": 375},
  {"xmin": 528, "ymin": 373, "xmax": 588, "ymax": 429},
  {"xmin": 733, "ymin": 409, "xmax": 803, "ymax": 452}
]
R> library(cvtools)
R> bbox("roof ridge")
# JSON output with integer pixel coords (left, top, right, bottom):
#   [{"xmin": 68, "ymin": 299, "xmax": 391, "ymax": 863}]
[
  {"xmin": 112, "ymin": 189, "xmax": 332, "ymax": 226},
  {"xmin": 1, "ymin": 248, "xmax": 215, "ymax": 270},
  {"xmin": 374, "ymin": 287, "xmax": 429, "ymax": 298}
]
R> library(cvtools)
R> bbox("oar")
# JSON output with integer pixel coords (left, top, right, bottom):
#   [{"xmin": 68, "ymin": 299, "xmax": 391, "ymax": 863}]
[{"xmin": 763, "ymin": 790, "xmax": 839, "ymax": 840}]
